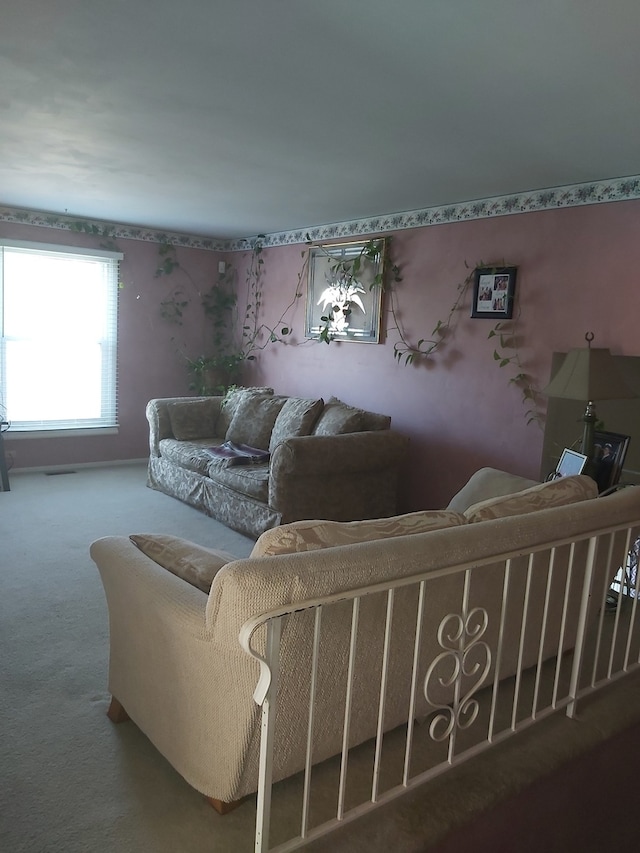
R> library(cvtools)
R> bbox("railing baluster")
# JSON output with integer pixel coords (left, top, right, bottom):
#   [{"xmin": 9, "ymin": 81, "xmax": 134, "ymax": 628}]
[
  {"xmin": 254, "ymin": 617, "xmax": 282, "ymax": 853},
  {"xmin": 631, "ymin": 537, "xmax": 640, "ymax": 666},
  {"xmin": 608, "ymin": 531, "xmax": 631, "ymax": 678},
  {"xmin": 489, "ymin": 559, "xmax": 511, "ymax": 742},
  {"xmin": 553, "ymin": 542, "xmax": 575, "ymax": 708},
  {"xmin": 372, "ymin": 589, "xmax": 395, "ymax": 802},
  {"xmin": 591, "ymin": 533, "xmax": 616, "ymax": 687},
  {"xmin": 512, "ymin": 554, "xmax": 534, "ymax": 730},
  {"xmin": 300, "ymin": 607, "xmax": 322, "ymax": 838},
  {"xmin": 621, "ymin": 530, "xmax": 636, "ymax": 670},
  {"xmin": 566, "ymin": 536, "xmax": 598, "ymax": 719},
  {"xmin": 403, "ymin": 581, "xmax": 425, "ymax": 785},
  {"xmin": 337, "ymin": 597, "xmax": 360, "ymax": 820},
  {"xmin": 533, "ymin": 548, "xmax": 556, "ymax": 718}
]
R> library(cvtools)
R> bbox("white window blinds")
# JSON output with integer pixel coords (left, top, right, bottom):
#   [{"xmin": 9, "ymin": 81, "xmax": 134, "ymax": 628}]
[{"xmin": 0, "ymin": 239, "xmax": 122, "ymax": 431}]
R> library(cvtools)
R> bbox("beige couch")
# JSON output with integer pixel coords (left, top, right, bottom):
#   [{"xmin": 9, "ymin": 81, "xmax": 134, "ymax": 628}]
[
  {"xmin": 91, "ymin": 469, "xmax": 640, "ymax": 814},
  {"xmin": 146, "ymin": 388, "xmax": 408, "ymax": 538}
]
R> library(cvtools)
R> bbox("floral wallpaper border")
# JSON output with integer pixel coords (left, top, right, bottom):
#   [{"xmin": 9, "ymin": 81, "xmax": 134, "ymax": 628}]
[{"xmin": 2, "ymin": 174, "xmax": 640, "ymax": 252}]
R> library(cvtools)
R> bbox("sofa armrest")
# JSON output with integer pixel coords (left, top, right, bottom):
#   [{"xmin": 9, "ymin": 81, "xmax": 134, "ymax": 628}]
[
  {"xmin": 269, "ymin": 431, "xmax": 409, "ymax": 522},
  {"xmin": 90, "ymin": 536, "xmax": 261, "ymax": 802},
  {"xmin": 146, "ymin": 396, "xmax": 223, "ymax": 456}
]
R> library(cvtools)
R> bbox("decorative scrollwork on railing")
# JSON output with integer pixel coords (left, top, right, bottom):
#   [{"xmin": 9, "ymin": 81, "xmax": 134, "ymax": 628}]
[{"xmin": 424, "ymin": 607, "xmax": 492, "ymax": 742}]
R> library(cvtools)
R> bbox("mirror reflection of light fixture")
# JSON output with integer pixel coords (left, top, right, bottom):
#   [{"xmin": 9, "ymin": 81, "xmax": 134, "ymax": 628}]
[{"xmin": 542, "ymin": 333, "xmax": 635, "ymax": 474}]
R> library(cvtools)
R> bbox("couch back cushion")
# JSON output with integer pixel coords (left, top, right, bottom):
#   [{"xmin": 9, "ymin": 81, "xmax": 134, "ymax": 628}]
[
  {"xmin": 250, "ymin": 509, "xmax": 467, "ymax": 557},
  {"xmin": 216, "ymin": 386, "xmax": 275, "ymax": 435},
  {"xmin": 463, "ymin": 474, "xmax": 598, "ymax": 522},
  {"xmin": 167, "ymin": 397, "xmax": 221, "ymax": 440},
  {"xmin": 269, "ymin": 397, "xmax": 324, "ymax": 452},
  {"xmin": 129, "ymin": 533, "xmax": 238, "ymax": 593},
  {"xmin": 312, "ymin": 396, "xmax": 390, "ymax": 436},
  {"xmin": 225, "ymin": 394, "xmax": 288, "ymax": 451}
]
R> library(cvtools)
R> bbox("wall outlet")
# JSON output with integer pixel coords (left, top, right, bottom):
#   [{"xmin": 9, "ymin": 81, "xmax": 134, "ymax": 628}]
[{"xmin": 218, "ymin": 261, "xmax": 226, "ymax": 275}]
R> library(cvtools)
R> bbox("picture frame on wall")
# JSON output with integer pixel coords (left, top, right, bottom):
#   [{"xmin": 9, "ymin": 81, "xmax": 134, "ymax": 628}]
[
  {"xmin": 471, "ymin": 266, "xmax": 517, "ymax": 319},
  {"xmin": 592, "ymin": 430, "xmax": 630, "ymax": 492},
  {"xmin": 305, "ymin": 240, "xmax": 385, "ymax": 343}
]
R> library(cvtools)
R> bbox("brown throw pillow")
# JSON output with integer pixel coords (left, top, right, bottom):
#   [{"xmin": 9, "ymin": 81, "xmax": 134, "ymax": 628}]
[{"xmin": 129, "ymin": 533, "xmax": 238, "ymax": 593}]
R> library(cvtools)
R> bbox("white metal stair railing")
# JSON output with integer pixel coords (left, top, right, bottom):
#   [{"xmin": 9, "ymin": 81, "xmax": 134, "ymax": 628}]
[{"xmin": 239, "ymin": 520, "xmax": 640, "ymax": 853}]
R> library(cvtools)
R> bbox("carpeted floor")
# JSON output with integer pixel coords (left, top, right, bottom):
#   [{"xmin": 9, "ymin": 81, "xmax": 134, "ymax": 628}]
[{"xmin": 1, "ymin": 464, "xmax": 640, "ymax": 853}]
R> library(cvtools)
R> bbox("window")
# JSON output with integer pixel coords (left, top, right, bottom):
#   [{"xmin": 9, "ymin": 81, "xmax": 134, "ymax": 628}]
[{"xmin": 0, "ymin": 239, "xmax": 121, "ymax": 432}]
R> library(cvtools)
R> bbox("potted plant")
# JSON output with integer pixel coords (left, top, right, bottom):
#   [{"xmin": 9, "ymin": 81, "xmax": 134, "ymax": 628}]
[{"xmin": 186, "ymin": 353, "xmax": 245, "ymax": 396}]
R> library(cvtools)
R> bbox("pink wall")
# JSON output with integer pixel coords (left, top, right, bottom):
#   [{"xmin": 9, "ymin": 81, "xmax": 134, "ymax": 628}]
[
  {"xmin": 3, "ymin": 199, "xmax": 639, "ymax": 510},
  {"xmin": 238, "ymin": 201, "xmax": 640, "ymax": 509}
]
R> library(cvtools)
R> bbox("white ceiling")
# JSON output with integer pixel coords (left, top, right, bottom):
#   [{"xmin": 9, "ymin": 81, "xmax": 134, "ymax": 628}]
[{"xmin": 2, "ymin": 0, "xmax": 640, "ymax": 240}]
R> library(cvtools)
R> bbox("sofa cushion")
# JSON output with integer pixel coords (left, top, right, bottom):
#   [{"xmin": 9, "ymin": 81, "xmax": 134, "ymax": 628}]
[
  {"xmin": 269, "ymin": 397, "xmax": 324, "ymax": 452},
  {"xmin": 129, "ymin": 533, "xmax": 237, "ymax": 593},
  {"xmin": 158, "ymin": 438, "xmax": 225, "ymax": 475},
  {"xmin": 312, "ymin": 398, "xmax": 366, "ymax": 436},
  {"xmin": 167, "ymin": 398, "xmax": 221, "ymax": 441},
  {"xmin": 225, "ymin": 394, "xmax": 287, "ymax": 451},
  {"xmin": 250, "ymin": 509, "xmax": 467, "ymax": 557},
  {"xmin": 446, "ymin": 467, "xmax": 541, "ymax": 513},
  {"xmin": 208, "ymin": 460, "xmax": 271, "ymax": 502},
  {"xmin": 217, "ymin": 386, "xmax": 275, "ymax": 435},
  {"xmin": 463, "ymin": 474, "xmax": 598, "ymax": 522}
]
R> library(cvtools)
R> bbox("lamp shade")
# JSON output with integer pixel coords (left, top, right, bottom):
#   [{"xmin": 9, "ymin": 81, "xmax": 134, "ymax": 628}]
[{"xmin": 543, "ymin": 347, "xmax": 635, "ymax": 402}]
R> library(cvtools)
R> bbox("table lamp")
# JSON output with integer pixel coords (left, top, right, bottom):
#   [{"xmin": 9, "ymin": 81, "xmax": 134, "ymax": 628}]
[{"xmin": 542, "ymin": 333, "xmax": 635, "ymax": 474}]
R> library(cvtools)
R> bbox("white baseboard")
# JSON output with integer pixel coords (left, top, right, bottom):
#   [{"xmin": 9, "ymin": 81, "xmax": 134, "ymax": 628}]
[{"xmin": 10, "ymin": 458, "xmax": 149, "ymax": 475}]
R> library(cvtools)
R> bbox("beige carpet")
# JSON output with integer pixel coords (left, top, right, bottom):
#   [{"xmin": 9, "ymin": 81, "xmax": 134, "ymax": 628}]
[{"xmin": 1, "ymin": 464, "xmax": 639, "ymax": 853}]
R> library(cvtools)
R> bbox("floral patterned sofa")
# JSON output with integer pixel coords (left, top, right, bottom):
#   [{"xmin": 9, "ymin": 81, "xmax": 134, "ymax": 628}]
[{"xmin": 146, "ymin": 388, "xmax": 409, "ymax": 538}]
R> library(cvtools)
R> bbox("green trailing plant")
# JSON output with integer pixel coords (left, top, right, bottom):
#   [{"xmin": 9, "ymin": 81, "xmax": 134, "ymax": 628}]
[
  {"xmin": 390, "ymin": 254, "xmax": 543, "ymax": 426},
  {"xmin": 387, "ymin": 259, "xmax": 474, "ymax": 365},
  {"xmin": 67, "ymin": 220, "xmax": 124, "ymax": 289},
  {"xmin": 154, "ymin": 240, "xmax": 242, "ymax": 393},
  {"xmin": 304, "ymin": 242, "xmax": 542, "ymax": 426},
  {"xmin": 235, "ymin": 235, "xmax": 303, "ymax": 357},
  {"xmin": 488, "ymin": 317, "xmax": 544, "ymax": 427},
  {"xmin": 155, "ymin": 235, "xmax": 303, "ymax": 393}
]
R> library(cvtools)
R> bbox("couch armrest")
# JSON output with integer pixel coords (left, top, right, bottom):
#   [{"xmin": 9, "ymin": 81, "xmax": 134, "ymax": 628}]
[
  {"xmin": 90, "ymin": 536, "xmax": 261, "ymax": 802},
  {"xmin": 269, "ymin": 431, "xmax": 409, "ymax": 522},
  {"xmin": 146, "ymin": 396, "xmax": 223, "ymax": 457}
]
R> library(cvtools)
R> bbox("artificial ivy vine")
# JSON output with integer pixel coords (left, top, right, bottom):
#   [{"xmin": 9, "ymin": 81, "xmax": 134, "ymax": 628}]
[
  {"xmin": 66, "ymin": 217, "xmax": 542, "ymax": 423},
  {"xmin": 305, "ymin": 238, "xmax": 543, "ymax": 427}
]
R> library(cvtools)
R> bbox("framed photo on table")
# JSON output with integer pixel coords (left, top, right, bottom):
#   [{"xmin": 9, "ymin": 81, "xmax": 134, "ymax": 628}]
[
  {"xmin": 471, "ymin": 266, "xmax": 517, "ymax": 319},
  {"xmin": 555, "ymin": 448, "xmax": 588, "ymax": 478},
  {"xmin": 592, "ymin": 431, "xmax": 630, "ymax": 492}
]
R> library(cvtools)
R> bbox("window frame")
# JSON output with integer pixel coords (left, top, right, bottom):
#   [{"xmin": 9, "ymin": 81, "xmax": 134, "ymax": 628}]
[{"xmin": 0, "ymin": 239, "xmax": 122, "ymax": 434}]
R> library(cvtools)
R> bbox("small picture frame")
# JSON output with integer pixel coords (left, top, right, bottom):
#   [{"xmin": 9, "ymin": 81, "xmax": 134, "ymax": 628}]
[
  {"xmin": 471, "ymin": 266, "xmax": 517, "ymax": 319},
  {"xmin": 592, "ymin": 431, "xmax": 630, "ymax": 492},
  {"xmin": 555, "ymin": 448, "xmax": 588, "ymax": 477}
]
